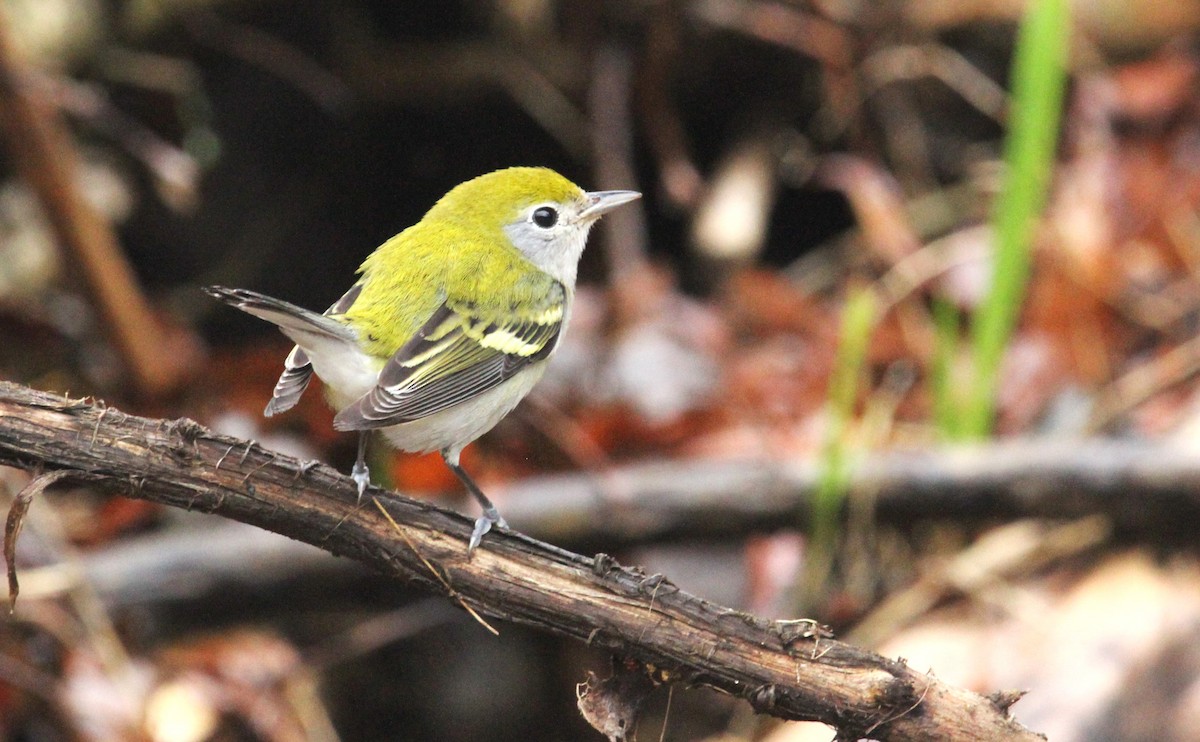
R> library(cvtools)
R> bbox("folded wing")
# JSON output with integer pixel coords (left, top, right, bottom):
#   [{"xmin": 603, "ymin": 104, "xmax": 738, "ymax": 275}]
[{"xmin": 334, "ymin": 287, "xmax": 563, "ymax": 430}]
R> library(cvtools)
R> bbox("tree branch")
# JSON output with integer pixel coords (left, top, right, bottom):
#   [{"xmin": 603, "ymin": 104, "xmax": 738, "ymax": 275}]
[
  {"xmin": 0, "ymin": 381, "xmax": 1039, "ymax": 741},
  {"xmin": 501, "ymin": 436, "xmax": 1200, "ymax": 548}
]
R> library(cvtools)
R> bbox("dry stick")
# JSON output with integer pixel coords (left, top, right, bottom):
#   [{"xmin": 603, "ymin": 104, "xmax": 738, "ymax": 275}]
[
  {"xmin": 847, "ymin": 516, "xmax": 1111, "ymax": 648},
  {"xmin": 0, "ymin": 11, "xmax": 191, "ymax": 398},
  {"xmin": 0, "ymin": 382, "xmax": 1039, "ymax": 742},
  {"xmin": 496, "ymin": 439, "xmax": 1200, "ymax": 550},
  {"xmin": 5, "ymin": 469, "xmax": 76, "ymax": 609},
  {"xmin": 1086, "ymin": 331, "xmax": 1200, "ymax": 433},
  {"xmin": 373, "ymin": 498, "xmax": 499, "ymax": 636}
]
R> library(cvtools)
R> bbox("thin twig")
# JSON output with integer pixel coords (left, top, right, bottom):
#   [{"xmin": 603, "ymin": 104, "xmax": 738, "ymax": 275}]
[{"xmin": 372, "ymin": 498, "xmax": 499, "ymax": 636}]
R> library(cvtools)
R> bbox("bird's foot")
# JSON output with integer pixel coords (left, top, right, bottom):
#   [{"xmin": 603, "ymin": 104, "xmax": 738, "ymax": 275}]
[
  {"xmin": 468, "ymin": 506, "xmax": 508, "ymax": 553},
  {"xmin": 351, "ymin": 460, "xmax": 370, "ymax": 504}
]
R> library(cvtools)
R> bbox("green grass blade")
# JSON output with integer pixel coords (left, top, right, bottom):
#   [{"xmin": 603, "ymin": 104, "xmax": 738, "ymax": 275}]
[
  {"xmin": 801, "ymin": 288, "xmax": 876, "ymax": 610},
  {"xmin": 961, "ymin": 0, "xmax": 1070, "ymax": 438}
]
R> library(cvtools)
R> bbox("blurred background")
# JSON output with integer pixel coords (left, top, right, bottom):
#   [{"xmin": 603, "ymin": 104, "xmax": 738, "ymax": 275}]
[{"xmin": 1, "ymin": 0, "xmax": 1200, "ymax": 740}]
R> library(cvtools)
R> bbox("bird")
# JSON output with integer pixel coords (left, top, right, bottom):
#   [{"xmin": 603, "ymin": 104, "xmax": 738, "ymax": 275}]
[{"xmin": 206, "ymin": 167, "xmax": 640, "ymax": 551}]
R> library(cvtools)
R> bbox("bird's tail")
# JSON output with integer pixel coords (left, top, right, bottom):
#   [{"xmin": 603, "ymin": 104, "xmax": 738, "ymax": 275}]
[
  {"xmin": 205, "ymin": 286, "xmax": 364, "ymax": 415},
  {"xmin": 204, "ymin": 286, "xmax": 356, "ymax": 347}
]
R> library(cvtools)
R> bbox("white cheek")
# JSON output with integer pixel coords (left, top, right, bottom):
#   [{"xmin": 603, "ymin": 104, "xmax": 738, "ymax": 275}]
[{"xmin": 503, "ymin": 221, "xmax": 591, "ymax": 288}]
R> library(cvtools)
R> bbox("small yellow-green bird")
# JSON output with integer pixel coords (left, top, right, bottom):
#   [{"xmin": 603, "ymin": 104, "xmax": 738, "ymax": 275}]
[{"xmin": 206, "ymin": 167, "xmax": 640, "ymax": 550}]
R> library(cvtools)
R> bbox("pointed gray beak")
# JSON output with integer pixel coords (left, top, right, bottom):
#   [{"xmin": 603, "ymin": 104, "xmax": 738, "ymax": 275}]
[{"xmin": 580, "ymin": 189, "xmax": 641, "ymax": 220}]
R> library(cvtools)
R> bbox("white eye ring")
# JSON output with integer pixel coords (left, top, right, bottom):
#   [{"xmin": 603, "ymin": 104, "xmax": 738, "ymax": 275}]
[{"xmin": 531, "ymin": 205, "xmax": 559, "ymax": 229}]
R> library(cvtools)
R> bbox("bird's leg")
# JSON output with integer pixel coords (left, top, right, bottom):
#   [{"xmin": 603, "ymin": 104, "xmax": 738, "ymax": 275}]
[
  {"xmin": 442, "ymin": 449, "xmax": 507, "ymax": 552},
  {"xmin": 351, "ymin": 431, "xmax": 370, "ymax": 503}
]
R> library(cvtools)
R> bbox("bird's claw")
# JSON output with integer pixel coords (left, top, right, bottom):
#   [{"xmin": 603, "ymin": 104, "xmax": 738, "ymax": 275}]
[
  {"xmin": 351, "ymin": 460, "xmax": 370, "ymax": 504},
  {"xmin": 468, "ymin": 506, "xmax": 507, "ymax": 553}
]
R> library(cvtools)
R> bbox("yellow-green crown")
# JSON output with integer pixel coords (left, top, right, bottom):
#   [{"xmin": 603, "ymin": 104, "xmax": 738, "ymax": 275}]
[{"xmin": 425, "ymin": 167, "xmax": 584, "ymax": 231}]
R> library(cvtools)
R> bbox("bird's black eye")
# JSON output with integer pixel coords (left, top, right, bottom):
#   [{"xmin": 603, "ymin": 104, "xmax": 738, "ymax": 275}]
[{"xmin": 532, "ymin": 206, "xmax": 558, "ymax": 228}]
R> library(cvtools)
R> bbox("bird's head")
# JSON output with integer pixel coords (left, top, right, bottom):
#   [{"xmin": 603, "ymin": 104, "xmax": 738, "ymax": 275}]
[{"xmin": 427, "ymin": 167, "xmax": 641, "ymax": 286}]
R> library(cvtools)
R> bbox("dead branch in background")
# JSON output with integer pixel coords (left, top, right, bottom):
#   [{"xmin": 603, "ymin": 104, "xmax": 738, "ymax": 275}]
[
  {"xmin": 0, "ymin": 9, "xmax": 195, "ymax": 398},
  {"xmin": 0, "ymin": 381, "xmax": 1038, "ymax": 741},
  {"xmin": 497, "ymin": 436, "xmax": 1200, "ymax": 548}
]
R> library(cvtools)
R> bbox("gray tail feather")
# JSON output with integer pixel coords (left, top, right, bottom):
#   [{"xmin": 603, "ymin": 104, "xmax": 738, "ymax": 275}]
[
  {"xmin": 206, "ymin": 285, "xmax": 351, "ymax": 417},
  {"xmin": 204, "ymin": 286, "xmax": 354, "ymax": 345}
]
